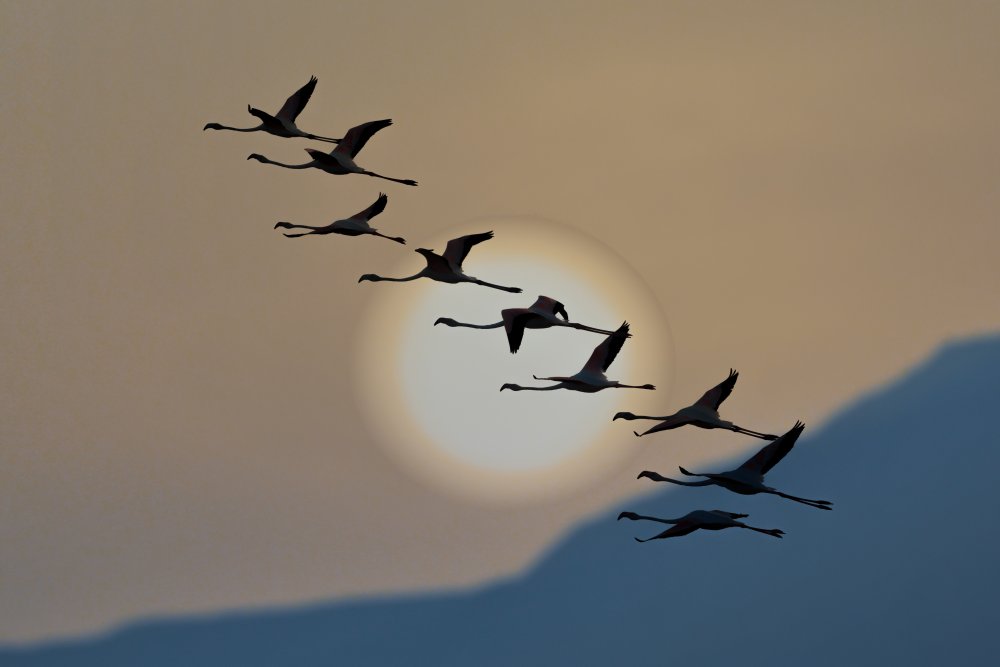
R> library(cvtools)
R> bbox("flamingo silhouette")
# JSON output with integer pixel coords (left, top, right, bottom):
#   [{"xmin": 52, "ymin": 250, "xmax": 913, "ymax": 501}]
[
  {"xmin": 434, "ymin": 295, "xmax": 623, "ymax": 353},
  {"xmin": 247, "ymin": 119, "xmax": 417, "ymax": 186},
  {"xmin": 273, "ymin": 193, "xmax": 404, "ymax": 244},
  {"xmin": 637, "ymin": 421, "xmax": 833, "ymax": 510},
  {"xmin": 617, "ymin": 510, "xmax": 784, "ymax": 542},
  {"xmin": 500, "ymin": 322, "xmax": 654, "ymax": 392},
  {"xmin": 613, "ymin": 369, "xmax": 778, "ymax": 439},
  {"xmin": 203, "ymin": 76, "xmax": 340, "ymax": 143},
  {"xmin": 358, "ymin": 231, "xmax": 520, "ymax": 292}
]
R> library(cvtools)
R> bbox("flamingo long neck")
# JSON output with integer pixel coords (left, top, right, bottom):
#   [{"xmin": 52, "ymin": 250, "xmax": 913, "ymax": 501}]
[
  {"xmin": 665, "ymin": 477, "xmax": 713, "ymax": 487},
  {"xmin": 620, "ymin": 412, "xmax": 675, "ymax": 421},
  {"xmin": 625, "ymin": 513, "xmax": 679, "ymax": 525},
  {"xmin": 214, "ymin": 124, "xmax": 261, "ymax": 133},
  {"xmin": 258, "ymin": 156, "xmax": 313, "ymax": 169},
  {"xmin": 643, "ymin": 472, "xmax": 713, "ymax": 487},
  {"xmin": 448, "ymin": 320, "xmax": 504, "ymax": 329},
  {"xmin": 502, "ymin": 384, "xmax": 562, "ymax": 392},
  {"xmin": 277, "ymin": 223, "xmax": 321, "ymax": 232},
  {"xmin": 372, "ymin": 273, "xmax": 422, "ymax": 283}
]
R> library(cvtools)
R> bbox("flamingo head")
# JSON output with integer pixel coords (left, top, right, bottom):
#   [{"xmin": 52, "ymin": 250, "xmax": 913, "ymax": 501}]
[
  {"xmin": 203, "ymin": 122, "xmax": 223, "ymax": 131},
  {"xmin": 358, "ymin": 274, "xmax": 381, "ymax": 283}
]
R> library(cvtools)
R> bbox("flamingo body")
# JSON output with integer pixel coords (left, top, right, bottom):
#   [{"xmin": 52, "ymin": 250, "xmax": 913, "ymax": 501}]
[
  {"xmin": 500, "ymin": 322, "xmax": 655, "ymax": 392},
  {"xmin": 614, "ymin": 369, "xmax": 778, "ymax": 439},
  {"xmin": 637, "ymin": 421, "xmax": 834, "ymax": 510},
  {"xmin": 617, "ymin": 509, "xmax": 784, "ymax": 542},
  {"xmin": 203, "ymin": 76, "xmax": 341, "ymax": 143},
  {"xmin": 434, "ymin": 295, "xmax": 622, "ymax": 353},
  {"xmin": 274, "ymin": 193, "xmax": 405, "ymax": 244},
  {"xmin": 248, "ymin": 119, "xmax": 418, "ymax": 186},
  {"xmin": 358, "ymin": 231, "xmax": 521, "ymax": 293}
]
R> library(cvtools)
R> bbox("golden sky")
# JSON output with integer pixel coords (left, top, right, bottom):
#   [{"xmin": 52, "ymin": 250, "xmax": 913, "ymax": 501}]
[{"xmin": 2, "ymin": 0, "xmax": 999, "ymax": 642}]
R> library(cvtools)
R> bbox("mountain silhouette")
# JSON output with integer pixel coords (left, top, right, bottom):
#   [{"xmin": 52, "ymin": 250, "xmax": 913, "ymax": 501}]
[{"xmin": 3, "ymin": 334, "xmax": 998, "ymax": 666}]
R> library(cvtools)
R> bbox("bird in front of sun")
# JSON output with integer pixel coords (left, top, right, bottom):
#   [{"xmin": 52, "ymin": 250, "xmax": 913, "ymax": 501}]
[
  {"xmin": 248, "ymin": 119, "xmax": 418, "ymax": 186},
  {"xmin": 500, "ymin": 322, "xmax": 655, "ymax": 392},
  {"xmin": 359, "ymin": 231, "xmax": 521, "ymax": 293},
  {"xmin": 273, "ymin": 193, "xmax": 405, "ymax": 244},
  {"xmin": 434, "ymin": 295, "xmax": 626, "ymax": 353},
  {"xmin": 637, "ymin": 421, "xmax": 833, "ymax": 511},
  {"xmin": 617, "ymin": 509, "xmax": 784, "ymax": 542},
  {"xmin": 613, "ymin": 369, "xmax": 778, "ymax": 439},
  {"xmin": 203, "ymin": 76, "xmax": 341, "ymax": 143}
]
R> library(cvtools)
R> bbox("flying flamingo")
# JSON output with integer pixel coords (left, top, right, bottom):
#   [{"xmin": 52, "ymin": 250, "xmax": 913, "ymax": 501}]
[
  {"xmin": 500, "ymin": 322, "xmax": 655, "ymax": 392},
  {"xmin": 433, "ymin": 295, "xmax": 624, "ymax": 353},
  {"xmin": 613, "ymin": 369, "xmax": 778, "ymax": 439},
  {"xmin": 203, "ymin": 76, "xmax": 340, "ymax": 143},
  {"xmin": 637, "ymin": 421, "xmax": 833, "ymax": 511},
  {"xmin": 247, "ymin": 119, "xmax": 418, "ymax": 186},
  {"xmin": 358, "ymin": 231, "xmax": 520, "ymax": 293},
  {"xmin": 617, "ymin": 510, "xmax": 784, "ymax": 542},
  {"xmin": 273, "ymin": 193, "xmax": 404, "ymax": 244}
]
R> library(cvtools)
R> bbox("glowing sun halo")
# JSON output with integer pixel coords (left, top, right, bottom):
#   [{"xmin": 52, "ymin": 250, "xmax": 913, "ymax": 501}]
[{"xmin": 353, "ymin": 218, "xmax": 673, "ymax": 504}]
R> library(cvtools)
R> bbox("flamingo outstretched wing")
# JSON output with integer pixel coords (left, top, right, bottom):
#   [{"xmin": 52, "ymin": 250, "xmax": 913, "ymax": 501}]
[
  {"xmin": 351, "ymin": 192, "xmax": 388, "ymax": 222},
  {"xmin": 695, "ymin": 369, "xmax": 739, "ymax": 410},
  {"xmin": 275, "ymin": 76, "xmax": 318, "ymax": 123},
  {"xmin": 636, "ymin": 413, "xmax": 692, "ymax": 436},
  {"xmin": 582, "ymin": 322, "xmax": 630, "ymax": 373},
  {"xmin": 333, "ymin": 119, "xmax": 393, "ymax": 158},
  {"xmin": 442, "ymin": 231, "xmax": 495, "ymax": 269},
  {"xmin": 501, "ymin": 309, "xmax": 533, "ymax": 353},
  {"xmin": 636, "ymin": 521, "xmax": 698, "ymax": 542},
  {"xmin": 738, "ymin": 421, "xmax": 805, "ymax": 474}
]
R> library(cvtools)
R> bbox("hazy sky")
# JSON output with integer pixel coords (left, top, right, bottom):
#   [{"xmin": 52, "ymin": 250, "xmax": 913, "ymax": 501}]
[{"xmin": 2, "ymin": 0, "xmax": 1000, "ymax": 642}]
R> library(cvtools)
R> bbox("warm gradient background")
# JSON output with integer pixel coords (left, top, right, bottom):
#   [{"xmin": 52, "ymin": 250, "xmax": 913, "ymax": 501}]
[{"xmin": 2, "ymin": 0, "xmax": 999, "ymax": 642}]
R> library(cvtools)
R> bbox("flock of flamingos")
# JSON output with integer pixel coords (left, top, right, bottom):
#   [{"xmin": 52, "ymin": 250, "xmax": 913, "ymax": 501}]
[{"xmin": 204, "ymin": 76, "xmax": 834, "ymax": 544}]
